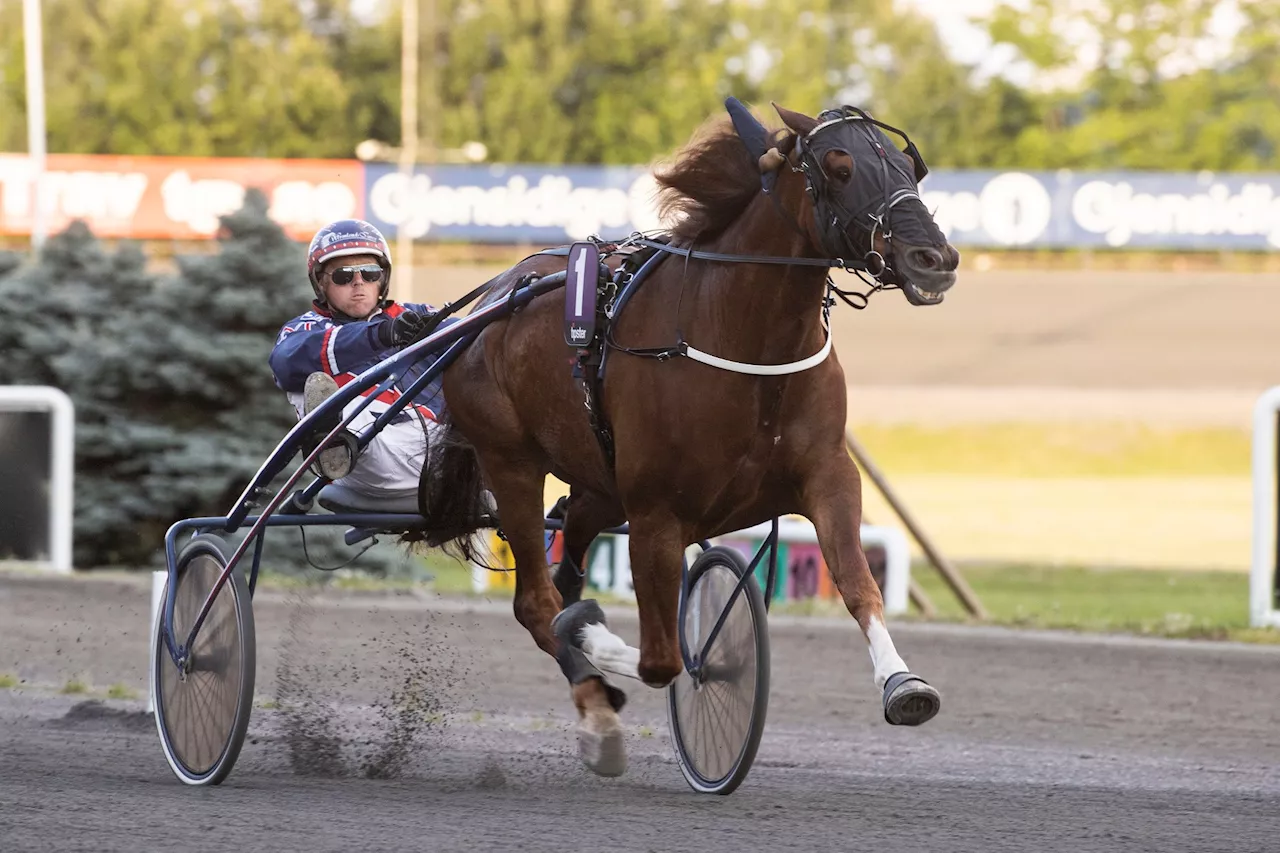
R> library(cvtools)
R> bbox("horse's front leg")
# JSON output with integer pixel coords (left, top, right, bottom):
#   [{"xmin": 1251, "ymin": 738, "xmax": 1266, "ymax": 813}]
[
  {"xmin": 801, "ymin": 452, "xmax": 941, "ymax": 726},
  {"xmin": 552, "ymin": 509, "xmax": 685, "ymax": 689}
]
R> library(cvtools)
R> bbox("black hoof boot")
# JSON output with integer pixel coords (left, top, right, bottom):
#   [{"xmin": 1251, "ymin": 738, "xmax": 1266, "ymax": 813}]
[
  {"xmin": 551, "ymin": 600, "xmax": 626, "ymax": 712},
  {"xmin": 882, "ymin": 672, "xmax": 941, "ymax": 726},
  {"xmin": 552, "ymin": 599, "xmax": 628, "ymax": 778}
]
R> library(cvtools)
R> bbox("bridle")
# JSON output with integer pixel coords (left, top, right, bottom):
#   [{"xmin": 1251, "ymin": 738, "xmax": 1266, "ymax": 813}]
[
  {"xmin": 789, "ymin": 105, "xmax": 930, "ymax": 293},
  {"xmin": 580, "ymin": 102, "xmax": 936, "ymax": 377},
  {"xmin": 633, "ymin": 105, "xmax": 930, "ymax": 311}
]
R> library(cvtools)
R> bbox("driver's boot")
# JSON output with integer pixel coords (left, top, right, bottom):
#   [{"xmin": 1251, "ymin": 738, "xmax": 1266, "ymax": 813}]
[{"xmin": 303, "ymin": 373, "xmax": 357, "ymax": 480}]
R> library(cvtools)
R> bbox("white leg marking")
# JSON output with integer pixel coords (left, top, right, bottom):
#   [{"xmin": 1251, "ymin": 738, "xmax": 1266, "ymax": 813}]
[
  {"xmin": 866, "ymin": 615, "xmax": 909, "ymax": 691},
  {"xmin": 580, "ymin": 622, "xmax": 643, "ymax": 682}
]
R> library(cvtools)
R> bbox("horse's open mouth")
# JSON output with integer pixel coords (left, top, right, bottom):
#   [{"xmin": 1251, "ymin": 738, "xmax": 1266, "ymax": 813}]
[
  {"xmin": 900, "ymin": 276, "xmax": 950, "ymax": 306},
  {"xmin": 891, "ymin": 242, "xmax": 957, "ymax": 306}
]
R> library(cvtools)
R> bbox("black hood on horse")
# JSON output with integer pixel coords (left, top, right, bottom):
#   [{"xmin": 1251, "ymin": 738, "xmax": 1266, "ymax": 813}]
[
  {"xmin": 801, "ymin": 108, "xmax": 947, "ymax": 251},
  {"xmin": 726, "ymin": 97, "xmax": 958, "ymax": 305}
]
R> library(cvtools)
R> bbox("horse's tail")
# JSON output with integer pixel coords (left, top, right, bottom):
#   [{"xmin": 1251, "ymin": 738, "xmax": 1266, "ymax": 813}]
[{"xmin": 406, "ymin": 416, "xmax": 490, "ymax": 564}]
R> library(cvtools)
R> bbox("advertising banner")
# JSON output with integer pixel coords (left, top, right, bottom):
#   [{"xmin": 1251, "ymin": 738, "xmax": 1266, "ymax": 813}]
[
  {"xmin": 364, "ymin": 163, "xmax": 1280, "ymax": 251},
  {"xmin": 362, "ymin": 162, "xmax": 663, "ymax": 245},
  {"xmin": 3, "ymin": 152, "xmax": 1280, "ymax": 251},
  {"xmin": 0, "ymin": 154, "xmax": 364, "ymax": 241},
  {"xmin": 919, "ymin": 170, "xmax": 1280, "ymax": 251}
]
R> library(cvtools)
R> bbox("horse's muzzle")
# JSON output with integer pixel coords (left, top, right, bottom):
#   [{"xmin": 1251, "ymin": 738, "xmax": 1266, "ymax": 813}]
[{"xmin": 895, "ymin": 242, "xmax": 960, "ymax": 305}]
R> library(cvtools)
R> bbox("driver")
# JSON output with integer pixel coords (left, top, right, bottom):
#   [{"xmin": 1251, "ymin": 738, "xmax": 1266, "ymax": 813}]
[{"xmin": 269, "ymin": 219, "xmax": 453, "ymax": 505}]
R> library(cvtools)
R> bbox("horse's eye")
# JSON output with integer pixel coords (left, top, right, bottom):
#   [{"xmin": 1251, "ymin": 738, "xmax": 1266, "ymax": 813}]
[{"xmin": 835, "ymin": 166, "xmax": 852, "ymax": 182}]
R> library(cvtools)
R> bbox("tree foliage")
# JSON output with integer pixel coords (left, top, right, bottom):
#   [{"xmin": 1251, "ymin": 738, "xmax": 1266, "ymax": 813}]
[
  {"xmin": 981, "ymin": 0, "xmax": 1280, "ymax": 169},
  {"xmin": 0, "ymin": 0, "xmax": 1275, "ymax": 169}
]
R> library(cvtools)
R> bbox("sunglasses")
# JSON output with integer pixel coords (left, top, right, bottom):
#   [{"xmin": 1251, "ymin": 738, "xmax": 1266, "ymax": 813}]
[{"xmin": 328, "ymin": 264, "xmax": 384, "ymax": 286}]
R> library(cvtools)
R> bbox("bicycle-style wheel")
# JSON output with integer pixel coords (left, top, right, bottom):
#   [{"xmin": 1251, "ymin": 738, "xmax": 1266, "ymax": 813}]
[
  {"xmin": 152, "ymin": 534, "xmax": 256, "ymax": 786},
  {"xmin": 667, "ymin": 545, "xmax": 770, "ymax": 794}
]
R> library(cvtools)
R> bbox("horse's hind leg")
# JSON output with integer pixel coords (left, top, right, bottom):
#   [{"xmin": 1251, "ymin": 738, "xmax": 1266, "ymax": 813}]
[
  {"xmin": 546, "ymin": 508, "xmax": 688, "ymax": 775},
  {"xmin": 477, "ymin": 454, "xmax": 629, "ymax": 776},
  {"xmin": 552, "ymin": 487, "xmax": 626, "ymax": 606},
  {"xmin": 802, "ymin": 453, "xmax": 941, "ymax": 726},
  {"xmin": 477, "ymin": 455, "xmax": 562, "ymax": 653}
]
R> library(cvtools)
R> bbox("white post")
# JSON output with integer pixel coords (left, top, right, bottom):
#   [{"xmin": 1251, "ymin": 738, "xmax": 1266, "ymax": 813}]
[
  {"xmin": 1250, "ymin": 386, "xmax": 1280, "ymax": 627},
  {"xmin": 22, "ymin": 0, "xmax": 47, "ymax": 250},
  {"xmin": 47, "ymin": 389, "xmax": 73, "ymax": 573},
  {"xmin": 0, "ymin": 386, "xmax": 73, "ymax": 573},
  {"xmin": 147, "ymin": 570, "xmax": 166, "ymax": 713},
  {"xmin": 862, "ymin": 525, "xmax": 911, "ymax": 616}
]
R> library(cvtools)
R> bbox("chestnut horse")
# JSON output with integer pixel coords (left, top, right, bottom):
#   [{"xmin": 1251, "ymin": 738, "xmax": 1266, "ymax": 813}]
[{"xmin": 421, "ymin": 99, "xmax": 960, "ymax": 776}]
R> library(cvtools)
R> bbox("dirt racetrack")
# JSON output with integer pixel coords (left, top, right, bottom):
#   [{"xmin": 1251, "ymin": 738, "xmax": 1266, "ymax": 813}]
[{"xmin": 4, "ymin": 571, "xmax": 1280, "ymax": 852}]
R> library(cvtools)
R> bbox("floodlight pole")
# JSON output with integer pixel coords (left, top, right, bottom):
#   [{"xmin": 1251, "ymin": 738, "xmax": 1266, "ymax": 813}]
[
  {"xmin": 23, "ymin": 0, "xmax": 47, "ymax": 250},
  {"xmin": 397, "ymin": 0, "xmax": 419, "ymax": 301}
]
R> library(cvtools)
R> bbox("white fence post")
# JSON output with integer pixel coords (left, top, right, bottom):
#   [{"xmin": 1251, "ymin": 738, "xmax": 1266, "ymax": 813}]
[
  {"xmin": 0, "ymin": 386, "xmax": 74, "ymax": 573},
  {"xmin": 1250, "ymin": 386, "xmax": 1280, "ymax": 628},
  {"xmin": 147, "ymin": 570, "xmax": 165, "ymax": 713}
]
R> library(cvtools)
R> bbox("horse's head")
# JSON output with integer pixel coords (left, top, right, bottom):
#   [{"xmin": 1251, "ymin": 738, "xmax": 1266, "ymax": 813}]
[{"xmin": 737, "ymin": 100, "xmax": 959, "ymax": 306}]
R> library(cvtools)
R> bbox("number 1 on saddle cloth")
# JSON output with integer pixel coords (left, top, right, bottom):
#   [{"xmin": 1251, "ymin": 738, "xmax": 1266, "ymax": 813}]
[{"xmin": 564, "ymin": 242, "xmax": 601, "ymax": 348}]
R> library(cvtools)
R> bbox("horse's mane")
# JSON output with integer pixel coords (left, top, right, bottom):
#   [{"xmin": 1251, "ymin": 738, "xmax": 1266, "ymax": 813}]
[{"xmin": 653, "ymin": 116, "xmax": 781, "ymax": 243}]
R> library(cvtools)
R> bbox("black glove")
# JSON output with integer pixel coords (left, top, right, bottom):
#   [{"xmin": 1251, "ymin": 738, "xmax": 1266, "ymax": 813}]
[{"xmin": 375, "ymin": 309, "xmax": 442, "ymax": 349}]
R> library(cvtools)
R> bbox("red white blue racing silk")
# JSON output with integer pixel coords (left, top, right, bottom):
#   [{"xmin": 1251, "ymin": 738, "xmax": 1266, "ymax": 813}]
[{"xmin": 269, "ymin": 300, "xmax": 454, "ymax": 424}]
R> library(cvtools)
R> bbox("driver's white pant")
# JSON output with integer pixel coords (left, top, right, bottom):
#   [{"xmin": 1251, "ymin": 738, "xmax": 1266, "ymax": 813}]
[
  {"xmin": 290, "ymin": 391, "xmax": 437, "ymax": 500},
  {"xmin": 338, "ymin": 401, "xmax": 439, "ymax": 500}
]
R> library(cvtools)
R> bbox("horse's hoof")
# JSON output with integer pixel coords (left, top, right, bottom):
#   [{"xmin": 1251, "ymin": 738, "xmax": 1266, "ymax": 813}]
[
  {"xmin": 578, "ymin": 714, "xmax": 626, "ymax": 777},
  {"xmin": 882, "ymin": 672, "xmax": 941, "ymax": 726}
]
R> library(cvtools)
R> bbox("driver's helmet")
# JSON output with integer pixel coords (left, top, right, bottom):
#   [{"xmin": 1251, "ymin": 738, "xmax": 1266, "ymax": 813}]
[{"xmin": 306, "ymin": 219, "xmax": 393, "ymax": 303}]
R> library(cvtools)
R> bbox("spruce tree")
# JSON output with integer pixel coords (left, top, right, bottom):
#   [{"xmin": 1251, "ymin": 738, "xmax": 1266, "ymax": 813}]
[
  {"xmin": 0, "ymin": 224, "xmax": 158, "ymax": 565},
  {"xmin": 0, "ymin": 223, "xmax": 151, "ymax": 389},
  {"xmin": 0, "ymin": 249, "xmax": 20, "ymax": 279}
]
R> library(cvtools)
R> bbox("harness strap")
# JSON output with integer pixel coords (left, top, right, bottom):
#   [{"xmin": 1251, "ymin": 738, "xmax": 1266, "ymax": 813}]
[
  {"xmin": 609, "ymin": 238, "xmax": 843, "ymax": 377},
  {"xmin": 682, "ymin": 317, "xmax": 833, "ymax": 376},
  {"xmin": 637, "ymin": 238, "xmax": 865, "ymax": 271}
]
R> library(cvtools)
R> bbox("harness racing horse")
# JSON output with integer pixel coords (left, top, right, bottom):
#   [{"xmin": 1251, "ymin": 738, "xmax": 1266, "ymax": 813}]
[{"xmin": 420, "ymin": 99, "xmax": 961, "ymax": 777}]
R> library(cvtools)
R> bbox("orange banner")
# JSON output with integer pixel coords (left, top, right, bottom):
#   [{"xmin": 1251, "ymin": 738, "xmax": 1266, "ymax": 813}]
[{"xmin": 0, "ymin": 154, "xmax": 364, "ymax": 241}]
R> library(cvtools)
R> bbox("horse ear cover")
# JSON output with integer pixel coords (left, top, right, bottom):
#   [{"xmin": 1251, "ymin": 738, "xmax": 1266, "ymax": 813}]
[{"xmin": 725, "ymin": 97, "xmax": 779, "ymax": 193}]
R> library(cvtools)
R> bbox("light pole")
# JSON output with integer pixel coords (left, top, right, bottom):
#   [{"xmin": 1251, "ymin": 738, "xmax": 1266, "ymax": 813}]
[
  {"xmin": 397, "ymin": 0, "xmax": 418, "ymax": 302},
  {"xmin": 23, "ymin": 0, "xmax": 46, "ymax": 250},
  {"xmin": 422, "ymin": 0, "xmax": 437, "ymax": 164}
]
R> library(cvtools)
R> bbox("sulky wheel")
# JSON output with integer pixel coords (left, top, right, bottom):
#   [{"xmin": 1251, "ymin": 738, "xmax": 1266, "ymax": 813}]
[
  {"xmin": 152, "ymin": 534, "xmax": 256, "ymax": 786},
  {"xmin": 667, "ymin": 545, "xmax": 771, "ymax": 795}
]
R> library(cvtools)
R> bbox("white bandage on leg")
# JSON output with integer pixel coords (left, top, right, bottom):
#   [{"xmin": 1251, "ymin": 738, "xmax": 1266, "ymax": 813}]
[
  {"xmin": 866, "ymin": 615, "xmax": 909, "ymax": 691},
  {"xmin": 580, "ymin": 623, "xmax": 643, "ymax": 682}
]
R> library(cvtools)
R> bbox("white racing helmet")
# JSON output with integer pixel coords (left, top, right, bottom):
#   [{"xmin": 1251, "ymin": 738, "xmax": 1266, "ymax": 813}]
[{"xmin": 306, "ymin": 219, "xmax": 393, "ymax": 304}]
